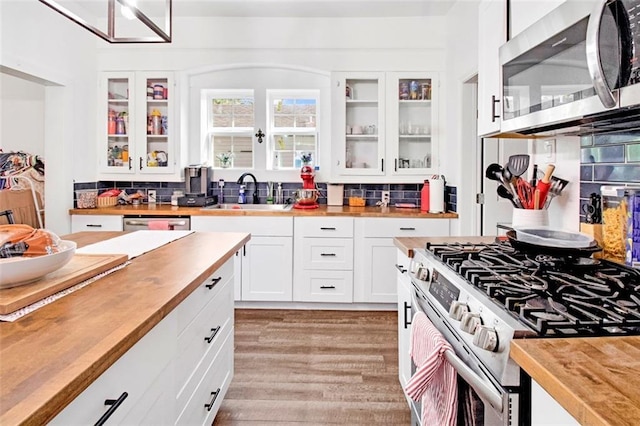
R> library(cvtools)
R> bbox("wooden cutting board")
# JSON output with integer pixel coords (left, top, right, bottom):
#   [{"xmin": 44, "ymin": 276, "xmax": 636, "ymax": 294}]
[{"xmin": 0, "ymin": 253, "xmax": 128, "ymax": 314}]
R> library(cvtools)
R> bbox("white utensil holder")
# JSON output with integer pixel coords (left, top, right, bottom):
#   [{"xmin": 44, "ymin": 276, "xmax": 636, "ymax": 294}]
[{"xmin": 512, "ymin": 209, "xmax": 549, "ymax": 228}]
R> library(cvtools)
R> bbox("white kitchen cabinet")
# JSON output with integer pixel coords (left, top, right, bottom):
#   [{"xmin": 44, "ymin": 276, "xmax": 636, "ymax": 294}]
[
  {"xmin": 71, "ymin": 214, "xmax": 123, "ymax": 232},
  {"xmin": 354, "ymin": 218, "xmax": 450, "ymax": 303},
  {"xmin": 477, "ymin": 0, "xmax": 506, "ymax": 137},
  {"xmin": 49, "ymin": 258, "xmax": 235, "ymax": 426},
  {"xmin": 332, "ymin": 71, "xmax": 439, "ymax": 179},
  {"xmin": 190, "ymin": 216, "xmax": 294, "ymax": 302},
  {"xmin": 396, "ymin": 250, "xmax": 413, "ymax": 391},
  {"xmin": 97, "ymin": 71, "xmax": 179, "ymax": 181},
  {"xmin": 293, "ymin": 217, "xmax": 354, "ymax": 303}
]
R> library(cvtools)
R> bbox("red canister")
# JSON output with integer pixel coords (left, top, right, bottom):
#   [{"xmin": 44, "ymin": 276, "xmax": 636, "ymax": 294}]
[{"xmin": 421, "ymin": 180, "xmax": 430, "ymax": 212}]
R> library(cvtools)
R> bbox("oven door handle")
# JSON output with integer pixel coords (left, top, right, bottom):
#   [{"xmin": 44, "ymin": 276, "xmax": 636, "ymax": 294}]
[
  {"xmin": 123, "ymin": 220, "xmax": 187, "ymax": 227},
  {"xmin": 410, "ymin": 291, "xmax": 504, "ymax": 413}
]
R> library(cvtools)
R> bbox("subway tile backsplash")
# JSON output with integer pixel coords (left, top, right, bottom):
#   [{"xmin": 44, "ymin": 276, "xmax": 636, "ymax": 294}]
[
  {"xmin": 580, "ymin": 130, "xmax": 640, "ymax": 222},
  {"xmin": 73, "ymin": 180, "xmax": 457, "ymax": 212}
]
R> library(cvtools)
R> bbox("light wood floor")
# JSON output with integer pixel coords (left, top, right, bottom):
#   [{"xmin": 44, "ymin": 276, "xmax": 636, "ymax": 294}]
[{"xmin": 213, "ymin": 309, "xmax": 411, "ymax": 425}]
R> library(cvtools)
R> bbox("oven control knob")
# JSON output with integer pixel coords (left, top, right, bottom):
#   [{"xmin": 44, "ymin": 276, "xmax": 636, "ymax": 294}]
[
  {"xmin": 460, "ymin": 312, "xmax": 482, "ymax": 334},
  {"xmin": 473, "ymin": 326, "xmax": 499, "ymax": 352},
  {"xmin": 449, "ymin": 302, "xmax": 469, "ymax": 321}
]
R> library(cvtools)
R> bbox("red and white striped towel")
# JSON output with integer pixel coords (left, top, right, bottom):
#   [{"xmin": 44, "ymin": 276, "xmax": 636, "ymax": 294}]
[{"xmin": 405, "ymin": 311, "xmax": 458, "ymax": 426}]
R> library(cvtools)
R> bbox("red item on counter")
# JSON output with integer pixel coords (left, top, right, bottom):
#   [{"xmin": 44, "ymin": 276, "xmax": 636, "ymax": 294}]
[
  {"xmin": 421, "ymin": 180, "xmax": 430, "ymax": 212},
  {"xmin": 536, "ymin": 164, "xmax": 555, "ymax": 207}
]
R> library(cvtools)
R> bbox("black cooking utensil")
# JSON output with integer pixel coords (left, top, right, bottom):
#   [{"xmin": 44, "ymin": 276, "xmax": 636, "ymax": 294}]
[
  {"xmin": 497, "ymin": 185, "xmax": 518, "ymax": 207},
  {"xmin": 543, "ymin": 176, "xmax": 569, "ymax": 209},
  {"xmin": 530, "ymin": 164, "xmax": 538, "ymax": 188},
  {"xmin": 485, "ymin": 163, "xmax": 504, "ymax": 182},
  {"xmin": 507, "ymin": 154, "xmax": 530, "ymax": 177}
]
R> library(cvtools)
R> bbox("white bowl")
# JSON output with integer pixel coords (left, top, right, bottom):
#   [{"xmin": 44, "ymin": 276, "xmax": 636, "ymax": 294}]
[{"xmin": 0, "ymin": 240, "xmax": 77, "ymax": 289}]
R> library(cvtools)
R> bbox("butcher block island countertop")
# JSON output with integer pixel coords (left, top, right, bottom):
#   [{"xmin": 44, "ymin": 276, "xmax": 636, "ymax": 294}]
[
  {"xmin": 69, "ymin": 204, "xmax": 458, "ymax": 218},
  {"xmin": 0, "ymin": 231, "xmax": 250, "ymax": 426},
  {"xmin": 394, "ymin": 236, "xmax": 640, "ymax": 426}
]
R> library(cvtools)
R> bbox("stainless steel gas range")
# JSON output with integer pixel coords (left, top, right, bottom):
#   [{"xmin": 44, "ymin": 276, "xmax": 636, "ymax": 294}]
[{"xmin": 406, "ymin": 239, "xmax": 640, "ymax": 426}]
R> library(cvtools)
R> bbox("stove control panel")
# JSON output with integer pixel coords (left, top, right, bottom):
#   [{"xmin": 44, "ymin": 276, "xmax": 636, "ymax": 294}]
[
  {"xmin": 449, "ymin": 301, "xmax": 469, "ymax": 320},
  {"xmin": 460, "ymin": 312, "xmax": 482, "ymax": 334}
]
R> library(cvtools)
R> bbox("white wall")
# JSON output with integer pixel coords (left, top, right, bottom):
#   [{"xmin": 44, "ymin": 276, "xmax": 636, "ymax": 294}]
[
  {"xmin": 0, "ymin": 73, "xmax": 45, "ymax": 156},
  {"xmin": 1, "ymin": 0, "xmax": 98, "ymax": 235}
]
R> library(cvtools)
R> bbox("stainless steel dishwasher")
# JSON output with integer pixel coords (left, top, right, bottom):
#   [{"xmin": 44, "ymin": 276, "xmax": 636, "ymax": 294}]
[{"xmin": 123, "ymin": 216, "xmax": 190, "ymax": 231}]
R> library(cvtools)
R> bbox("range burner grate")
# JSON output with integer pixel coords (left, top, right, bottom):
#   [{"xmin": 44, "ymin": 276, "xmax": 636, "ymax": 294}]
[{"xmin": 426, "ymin": 241, "xmax": 640, "ymax": 336}]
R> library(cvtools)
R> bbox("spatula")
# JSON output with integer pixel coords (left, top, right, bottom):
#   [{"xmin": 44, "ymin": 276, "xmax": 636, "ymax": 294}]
[
  {"xmin": 535, "ymin": 164, "xmax": 555, "ymax": 207},
  {"xmin": 507, "ymin": 154, "xmax": 530, "ymax": 177},
  {"xmin": 543, "ymin": 175, "xmax": 569, "ymax": 209}
]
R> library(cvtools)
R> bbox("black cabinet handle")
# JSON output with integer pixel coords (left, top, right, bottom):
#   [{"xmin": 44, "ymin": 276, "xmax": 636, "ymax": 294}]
[
  {"xmin": 491, "ymin": 95, "xmax": 500, "ymax": 122},
  {"xmin": 205, "ymin": 388, "xmax": 221, "ymax": 411},
  {"xmin": 95, "ymin": 392, "xmax": 128, "ymax": 426},
  {"xmin": 205, "ymin": 277, "xmax": 222, "ymax": 289},
  {"xmin": 395, "ymin": 264, "xmax": 407, "ymax": 274},
  {"xmin": 399, "ymin": 227, "xmax": 416, "ymax": 231},
  {"xmin": 394, "ymin": 158, "xmax": 398, "ymax": 172},
  {"xmin": 204, "ymin": 326, "xmax": 221, "ymax": 344},
  {"xmin": 86, "ymin": 224, "xmax": 103, "ymax": 228},
  {"xmin": 320, "ymin": 285, "xmax": 336, "ymax": 289},
  {"xmin": 320, "ymin": 253, "xmax": 336, "ymax": 257},
  {"xmin": 403, "ymin": 302, "xmax": 412, "ymax": 329},
  {"xmin": 128, "ymin": 157, "xmax": 132, "ymax": 170},
  {"xmin": 139, "ymin": 157, "xmax": 143, "ymax": 170},
  {"xmin": 381, "ymin": 158, "xmax": 384, "ymax": 172},
  {"xmin": 320, "ymin": 227, "xmax": 336, "ymax": 230},
  {"xmin": 243, "ymin": 245, "xmax": 246, "ymax": 256}
]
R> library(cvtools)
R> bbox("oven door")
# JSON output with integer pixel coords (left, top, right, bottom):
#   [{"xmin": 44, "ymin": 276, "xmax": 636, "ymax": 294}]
[{"xmin": 408, "ymin": 284, "xmax": 522, "ymax": 426}]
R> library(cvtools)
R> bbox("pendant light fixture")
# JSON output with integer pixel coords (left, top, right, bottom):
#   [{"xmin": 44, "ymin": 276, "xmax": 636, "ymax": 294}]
[{"xmin": 38, "ymin": 0, "xmax": 172, "ymax": 43}]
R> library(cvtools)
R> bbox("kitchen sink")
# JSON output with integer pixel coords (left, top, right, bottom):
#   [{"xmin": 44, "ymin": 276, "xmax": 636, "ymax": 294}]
[{"xmin": 202, "ymin": 203, "xmax": 294, "ymax": 211}]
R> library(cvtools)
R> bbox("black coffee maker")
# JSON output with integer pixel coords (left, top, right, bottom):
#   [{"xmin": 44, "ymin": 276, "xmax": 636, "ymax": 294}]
[{"xmin": 179, "ymin": 165, "xmax": 217, "ymax": 206}]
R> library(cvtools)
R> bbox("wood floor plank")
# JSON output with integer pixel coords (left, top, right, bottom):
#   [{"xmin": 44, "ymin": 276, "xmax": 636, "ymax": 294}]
[{"xmin": 213, "ymin": 309, "xmax": 411, "ymax": 425}]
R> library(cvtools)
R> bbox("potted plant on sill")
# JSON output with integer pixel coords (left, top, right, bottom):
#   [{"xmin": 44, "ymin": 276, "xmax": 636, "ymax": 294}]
[{"xmin": 216, "ymin": 152, "xmax": 233, "ymax": 168}]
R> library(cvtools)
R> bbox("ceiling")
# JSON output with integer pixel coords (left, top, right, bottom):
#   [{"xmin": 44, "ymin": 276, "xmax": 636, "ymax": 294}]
[{"xmin": 40, "ymin": 0, "xmax": 459, "ymax": 19}]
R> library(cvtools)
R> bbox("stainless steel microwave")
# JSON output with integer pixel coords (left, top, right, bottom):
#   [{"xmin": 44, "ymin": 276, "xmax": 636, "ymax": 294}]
[{"xmin": 499, "ymin": 0, "xmax": 640, "ymax": 135}]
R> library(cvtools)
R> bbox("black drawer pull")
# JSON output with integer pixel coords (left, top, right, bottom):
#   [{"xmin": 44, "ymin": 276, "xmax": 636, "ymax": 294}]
[
  {"xmin": 86, "ymin": 224, "xmax": 103, "ymax": 228},
  {"xmin": 205, "ymin": 388, "xmax": 221, "ymax": 411},
  {"xmin": 320, "ymin": 227, "xmax": 336, "ymax": 230},
  {"xmin": 95, "ymin": 392, "xmax": 128, "ymax": 426},
  {"xmin": 404, "ymin": 301, "xmax": 412, "ymax": 329},
  {"xmin": 204, "ymin": 326, "xmax": 221, "ymax": 344},
  {"xmin": 395, "ymin": 264, "xmax": 407, "ymax": 274},
  {"xmin": 320, "ymin": 285, "xmax": 336, "ymax": 289},
  {"xmin": 399, "ymin": 227, "xmax": 416, "ymax": 231},
  {"xmin": 320, "ymin": 253, "xmax": 336, "ymax": 257},
  {"xmin": 205, "ymin": 276, "xmax": 222, "ymax": 289}
]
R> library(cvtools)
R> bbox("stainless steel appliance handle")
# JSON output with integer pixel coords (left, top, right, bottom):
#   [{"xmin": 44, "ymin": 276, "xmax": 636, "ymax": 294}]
[
  {"xmin": 410, "ymin": 290, "xmax": 504, "ymax": 412},
  {"xmin": 586, "ymin": 0, "xmax": 617, "ymax": 108},
  {"xmin": 123, "ymin": 220, "xmax": 187, "ymax": 227}
]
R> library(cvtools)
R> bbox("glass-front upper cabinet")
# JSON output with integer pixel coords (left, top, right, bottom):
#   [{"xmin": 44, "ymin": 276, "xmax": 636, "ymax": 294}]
[
  {"xmin": 386, "ymin": 72, "xmax": 438, "ymax": 175},
  {"xmin": 98, "ymin": 72, "xmax": 177, "ymax": 180},
  {"xmin": 332, "ymin": 72, "xmax": 386, "ymax": 176}
]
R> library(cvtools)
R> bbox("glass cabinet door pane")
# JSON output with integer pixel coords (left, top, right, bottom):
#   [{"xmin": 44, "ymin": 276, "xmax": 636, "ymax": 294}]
[
  {"xmin": 345, "ymin": 78, "xmax": 381, "ymax": 171},
  {"xmin": 107, "ymin": 78, "xmax": 131, "ymax": 170},
  {"xmin": 397, "ymin": 78, "xmax": 433, "ymax": 170},
  {"xmin": 145, "ymin": 77, "xmax": 169, "ymax": 168}
]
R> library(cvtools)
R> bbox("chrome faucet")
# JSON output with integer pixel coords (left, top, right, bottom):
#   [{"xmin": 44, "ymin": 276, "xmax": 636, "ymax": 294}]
[{"xmin": 236, "ymin": 173, "xmax": 259, "ymax": 204}]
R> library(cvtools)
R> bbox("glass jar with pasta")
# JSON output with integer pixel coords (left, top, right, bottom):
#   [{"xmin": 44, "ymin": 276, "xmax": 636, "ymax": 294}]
[{"xmin": 601, "ymin": 186, "xmax": 640, "ymax": 265}]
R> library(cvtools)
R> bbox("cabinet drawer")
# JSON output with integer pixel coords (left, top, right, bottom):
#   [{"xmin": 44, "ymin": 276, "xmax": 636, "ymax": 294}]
[
  {"xmin": 296, "ymin": 270, "xmax": 353, "ymax": 303},
  {"xmin": 295, "ymin": 217, "xmax": 353, "ymax": 238},
  {"xmin": 191, "ymin": 216, "xmax": 292, "ymax": 236},
  {"xmin": 302, "ymin": 238, "xmax": 354, "ymax": 270},
  {"xmin": 71, "ymin": 215, "xmax": 123, "ymax": 232},
  {"xmin": 176, "ymin": 258, "xmax": 233, "ymax": 333},
  {"xmin": 356, "ymin": 217, "xmax": 450, "ymax": 238},
  {"xmin": 50, "ymin": 313, "xmax": 175, "ymax": 425},
  {"xmin": 175, "ymin": 328, "xmax": 233, "ymax": 426},
  {"xmin": 176, "ymin": 278, "xmax": 233, "ymax": 403}
]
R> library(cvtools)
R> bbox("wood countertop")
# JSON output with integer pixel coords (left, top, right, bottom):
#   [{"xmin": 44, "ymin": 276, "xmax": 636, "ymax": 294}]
[
  {"xmin": 394, "ymin": 235, "xmax": 640, "ymax": 426},
  {"xmin": 69, "ymin": 204, "xmax": 458, "ymax": 218},
  {"xmin": 0, "ymin": 231, "xmax": 250, "ymax": 425},
  {"xmin": 511, "ymin": 337, "xmax": 640, "ymax": 426}
]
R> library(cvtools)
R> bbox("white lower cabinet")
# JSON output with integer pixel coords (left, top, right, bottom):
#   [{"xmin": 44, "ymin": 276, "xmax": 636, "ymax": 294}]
[
  {"xmin": 293, "ymin": 217, "xmax": 354, "ymax": 303},
  {"xmin": 354, "ymin": 218, "xmax": 449, "ymax": 303},
  {"xmin": 49, "ymin": 258, "xmax": 234, "ymax": 425},
  {"xmin": 396, "ymin": 250, "xmax": 413, "ymax": 391},
  {"xmin": 71, "ymin": 214, "xmax": 123, "ymax": 232},
  {"xmin": 191, "ymin": 216, "xmax": 294, "ymax": 302}
]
